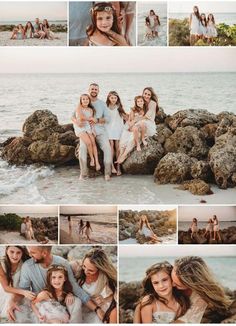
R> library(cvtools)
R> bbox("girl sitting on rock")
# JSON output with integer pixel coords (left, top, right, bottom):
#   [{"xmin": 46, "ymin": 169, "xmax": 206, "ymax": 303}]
[
  {"xmin": 136, "ymin": 262, "xmax": 190, "ymax": 323},
  {"xmin": 203, "ymin": 218, "xmax": 213, "ymax": 239},
  {"xmin": 72, "ymin": 94, "xmax": 100, "ymax": 176},
  {"xmin": 138, "ymin": 215, "xmax": 161, "ymax": 244},
  {"xmin": 190, "ymin": 218, "xmax": 198, "ymax": 239},
  {"xmin": 31, "ymin": 265, "xmax": 72, "ymax": 323}
]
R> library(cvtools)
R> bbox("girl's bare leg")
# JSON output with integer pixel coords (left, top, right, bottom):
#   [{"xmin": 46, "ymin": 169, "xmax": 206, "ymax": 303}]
[
  {"xmin": 133, "ymin": 126, "xmax": 141, "ymax": 151},
  {"xmin": 79, "ymin": 132, "xmax": 95, "ymax": 167},
  {"xmin": 115, "ymin": 140, "xmax": 121, "ymax": 175},
  {"xmin": 140, "ymin": 122, "xmax": 148, "ymax": 146},
  {"xmin": 88, "ymin": 134, "xmax": 100, "ymax": 171},
  {"xmin": 109, "ymin": 140, "xmax": 117, "ymax": 173},
  {"xmin": 213, "ymin": 230, "xmax": 216, "ymax": 240}
]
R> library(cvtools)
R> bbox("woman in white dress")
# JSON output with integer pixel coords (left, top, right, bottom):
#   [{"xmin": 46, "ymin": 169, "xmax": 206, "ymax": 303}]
[
  {"xmin": 148, "ymin": 10, "xmax": 161, "ymax": 37},
  {"xmin": 0, "ymin": 246, "xmax": 35, "ymax": 320},
  {"xmin": 138, "ymin": 215, "xmax": 161, "ymax": 244},
  {"xmin": 212, "ymin": 215, "xmax": 221, "ymax": 241},
  {"xmin": 203, "ymin": 218, "xmax": 213, "ymax": 239},
  {"xmin": 189, "ymin": 6, "xmax": 201, "ymax": 45},
  {"xmin": 118, "ymin": 87, "xmax": 158, "ymax": 164},
  {"xmin": 72, "ymin": 248, "xmax": 117, "ymax": 323},
  {"xmin": 135, "ymin": 262, "xmax": 190, "ymax": 323},
  {"xmin": 105, "ymin": 91, "xmax": 128, "ymax": 175}
]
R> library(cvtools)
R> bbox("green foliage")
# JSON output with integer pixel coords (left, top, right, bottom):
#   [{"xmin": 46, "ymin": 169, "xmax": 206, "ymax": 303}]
[
  {"xmin": 169, "ymin": 19, "xmax": 236, "ymax": 46},
  {"xmin": 0, "ymin": 213, "xmax": 22, "ymax": 231}
]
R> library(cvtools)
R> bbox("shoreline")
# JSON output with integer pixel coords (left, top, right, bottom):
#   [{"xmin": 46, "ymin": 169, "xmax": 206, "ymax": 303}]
[{"xmin": 0, "ymin": 230, "xmax": 57, "ymax": 244}]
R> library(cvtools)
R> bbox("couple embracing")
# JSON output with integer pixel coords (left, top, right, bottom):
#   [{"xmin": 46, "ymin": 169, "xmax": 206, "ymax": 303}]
[{"xmin": 134, "ymin": 256, "xmax": 232, "ymax": 323}]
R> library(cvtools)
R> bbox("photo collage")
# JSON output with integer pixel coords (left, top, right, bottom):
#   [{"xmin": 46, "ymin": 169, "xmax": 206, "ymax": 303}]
[{"xmin": 0, "ymin": 0, "xmax": 236, "ymax": 324}]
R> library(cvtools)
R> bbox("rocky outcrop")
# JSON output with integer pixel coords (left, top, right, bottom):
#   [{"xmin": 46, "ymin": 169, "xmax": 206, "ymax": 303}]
[
  {"xmin": 120, "ymin": 281, "xmax": 236, "ymax": 324},
  {"xmin": 119, "ymin": 209, "xmax": 176, "ymax": 244},
  {"xmin": 176, "ymin": 179, "xmax": 213, "ymax": 195},
  {"xmin": 31, "ymin": 216, "xmax": 58, "ymax": 241},
  {"xmin": 179, "ymin": 226, "xmax": 236, "ymax": 244}
]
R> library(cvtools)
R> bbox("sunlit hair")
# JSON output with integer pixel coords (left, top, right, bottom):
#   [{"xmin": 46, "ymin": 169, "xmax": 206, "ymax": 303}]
[
  {"xmin": 4, "ymin": 246, "xmax": 29, "ymax": 286},
  {"xmin": 45, "ymin": 264, "xmax": 73, "ymax": 304},
  {"xmin": 79, "ymin": 94, "xmax": 95, "ymax": 117},
  {"xmin": 200, "ymin": 13, "xmax": 207, "ymax": 27},
  {"xmin": 174, "ymin": 256, "xmax": 232, "ymax": 311},
  {"xmin": 207, "ymin": 14, "xmax": 215, "ymax": 24},
  {"xmin": 77, "ymin": 248, "xmax": 117, "ymax": 323},
  {"xmin": 193, "ymin": 6, "xmax": 201, "ymax": 20},
  {"xmin": 142, "ymin": 87, "xmax": 159, "ymax": 112},
  {"xmin": 139, "ymin": 262, "xmax": 190, "ymax": 317},
  {"xmin": 106, "ymin": 91, "xmax": 126, "ymax": 118},
  {"xmin": 24, "ymin": 21, "xmax": 34, "ymax": 33},
  {"xmin": 139, "ymin": 215, "xmax": 151, "ymax": 230},
  {"xmin": 132, "ymin": 96, "xmax": 148, "ymax": 115},
  {"xmin": 87, "ymin": 2, "xmax": 121, "ymax": 37}
]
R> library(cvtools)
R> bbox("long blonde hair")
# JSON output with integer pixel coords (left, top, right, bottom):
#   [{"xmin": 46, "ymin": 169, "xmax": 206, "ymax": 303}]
[{"xmin": 174, "ymin": 256, "xmax": 232, "ymax": 311}]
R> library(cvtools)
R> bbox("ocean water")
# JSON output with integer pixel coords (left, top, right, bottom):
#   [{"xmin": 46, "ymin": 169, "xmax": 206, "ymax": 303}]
[
  {"xmin": 119, "ymin": 256, "xmax": 236, "ymax": 289},
  {"xmin": 178, "ymin": 221, "xmax": 236, "ymax": 231},
  {"xmin": 169, "ymin": 12, "xmax": 236, "ymax": 26},
  {"xmin": 137, "ymin": 2, "xmax": 167, "ymax": 46},
  {"xmin": 60, "ymin": 214, "xmax": 117, "ymax": 225},
  {"xmin": 0, "ymin": 20, "xmax": 67, "ymax": 26}
]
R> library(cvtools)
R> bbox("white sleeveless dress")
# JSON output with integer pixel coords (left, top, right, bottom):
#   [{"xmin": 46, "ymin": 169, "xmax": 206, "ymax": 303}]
[
  {"xmin": 105, "ymin": 106, "xmax": 124, "ymax": 140},
  {"xmin": 35, "ymin": 299, "xmax": 69, "ymax": 323},
  {"xmin": 152, "ymin": 301, "xmax": 177, "ymax": 323},
  {"xmin": 206, "ymin": 222, "xmax": 213, "ymax": 232},
  {"xmin": 0, "ymin": 259, "xmax": 22, "ymax": 319},
  {"xmin": 140, "ymin": 225, "xmax": 153, "ymax": 237},
  {"xmin": 213, "ymin": 220, "xmax": 220, "ymax": 231},
  {"xmin": 190, "ymin": 13, "xmax": 200, "ymax": 35}
]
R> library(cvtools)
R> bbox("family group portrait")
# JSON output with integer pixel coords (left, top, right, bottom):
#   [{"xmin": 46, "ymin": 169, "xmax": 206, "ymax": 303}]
[
  {"xmin": 169, "ymin": 1, "xmax": 236, "ymax": 46},
  {"xmin": 0, "ymin": 2, "xmax": 67, "ymax": 46},
  {"xmin": 137, "ymin": 2, "xmax": 167, "ymax": 46},
  {"xmin": 119, "ymin": 246, "xmax": 236, "ymax": 324},
  {"xmin": 59, "ymin": 205, "xmax": 117, "ymax": 244},
  {"xmin": 0, "ymin": 245, "xmax": 117, "ymax": 323},
  {"xmin": 0, "ymin": 206, "xmax": 58, "ymax": 244},
  {"xmin": 69, "ymin": 1, "xmax": 136, "ymax": 46},
  {"xmin": 178, "ymin": 205, "xmax": 236, "ymax": 244},
  {"xmin": 119, "ymin": 205, "xmax": 177, "ymax": 244},
  {"xmin": 0, "ymin": 47, "xmax": 236, "ymax": 205}
]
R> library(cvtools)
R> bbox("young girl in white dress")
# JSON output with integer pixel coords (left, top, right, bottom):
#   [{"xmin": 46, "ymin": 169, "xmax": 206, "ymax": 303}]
[
  {"xmin": 190, "ymin": 218, "xmax": 198, "ymax": 239},
  {"xmin": 207, "ymin": 14, "xmax": 217, "ymax": 44},
  {"xmin": 138, "ymin": 215, "xmax": 161, "ymax": 244},
  {"xmin": 203, "ymin": 218, "xmax": 213, "ymax": 239},
  {"xmin": 72, "ymin": 94, "xmax": 100, "ymax": 175},
  {"xmin": 31, "ymin": 265, "xmax": 73, "ymax": 323},
  {"xmin": 105, "ymin": 91, "xmax": 127, "ymax": 175},
  {"xmin": 145, "ymin": 17, "xmax": 153, "ymax": 39},
  {"xmin": 189, "ymin": 6, "xmax": 201, "ymax": 45},
  {"xmin": 74, "ymin": 248, "xmax": 117, "ymax": 324},
  {"xmin": 212, "ymin": 215, "xmax": 221, "ymax": 241},
  {"xmin": 199, "ymin": 13, "xmax": 208, "ymax": 40},
  {"xmin": 138, "ymin": 262, "xmax": 190, "ymax": 323},
  {"xmin": 86, "ymin": 2, "xmax": 128, "ymax": 46},
  {"xmin": 81, "ymin": 221, "xmax": 93, "ymax": 242},
  {"xmin": 0, "ymin": 246, "xmax": 35, "ymax": 320},
  {"xmin": 149, "ymin": 10, "xmax": 161, "ymax": 38}
]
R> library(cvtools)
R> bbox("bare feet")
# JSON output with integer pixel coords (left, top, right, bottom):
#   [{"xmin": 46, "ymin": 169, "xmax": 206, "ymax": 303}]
[
  {"xmin": 136, "ymin": 143, "xmax": 141, "ymax": 151},
  {"xmin": 142, "ymin": 138, "xmax": 148, "ymax": 146},
  {"xmin": 112, "ymin": 165, "xmax": 117, "ymax": 174},
  {"xmin": 95, "ymin": 162, "xmax": 101, "ymax": 171},
  {"xmin": 116, "ymin": 152, "xmax": 127, "ymax": 164},
  {"xmin": 105, "ymin": 175, "xmax": 111, "ymax": 181},
  {"xmin": 79, "ymin": 174, "xmax": 88, "ymax": 180},
  {"xmin": 117, "ymin": 169, "xmax": 122, "ymax": 176},
  {"xmin": 90, "ymin": 158, "xmax": 95, "ymax": 167}
]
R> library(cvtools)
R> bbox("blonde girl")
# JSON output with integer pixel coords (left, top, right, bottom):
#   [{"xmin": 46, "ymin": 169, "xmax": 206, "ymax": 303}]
[
  {"xmin": 72, "ymin": 94, "xmax": 100, "ymax": 175},
  {"xmin": 138, "ymin": 215, "xmax": 161, "ymax": 244},
  {"xmin": 86, "ymin": 2, "xmax": 128, "ymax": 46}
]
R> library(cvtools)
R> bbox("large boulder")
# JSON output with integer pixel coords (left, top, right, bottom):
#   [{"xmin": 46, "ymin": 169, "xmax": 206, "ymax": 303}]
[
  {"xmin": 177, "ymin": 179, "xmax": 213, "ymax": 195},
  {"xmin": 164, "ymin": 126, "xmax": 209, "ymax": 159},
  {"xmin": 154, "ymin": 153, "xmax": 193, "ymax": 184},
  {"xmin": 122, "ymin": 138, "xmax": 164, "ymax": 174}
]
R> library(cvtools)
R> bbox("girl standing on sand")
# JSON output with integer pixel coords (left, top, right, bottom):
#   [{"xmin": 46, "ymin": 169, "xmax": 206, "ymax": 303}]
[
  {"xmin": 24, "ymin": 22, "xmax": 34, "ymax": 39},
  {"xmin": 82, "ymin": 221, "xmax": 93, "ymax": 242},
  {"xmin": 148, "ymin": 10, "xmax": 161, "ymax": 38},
  {"xmin": 136, "ymin": 262, "xmax": 190, "ymax": 323},
  {"xmin": 72, "ymin": 94, "xmax": 100, "ymax": 175},
  {"xmin": 72, "ymin": 248, "xmax": 117, "ymax": 323},
  {"xmin": 31, "ymin": 265, "xmax": 72, "ymax": 323},
  {"xmin": 138, "ymin": 215, "xmax": 161, "ymax": 244},
  {"xmin": 189, "ymin": 6, "xmax": 201, "ymax": 45},
  {"xmin": 86, "ymin": 2, "xmax": 128, "ymax": 46},
  {"xmin": 203, "ymin": 218, "xmax": 213, "ymax": 239},
  {"xmin": 190, "ymin": 218, "xmax": 198, "ymax": 239},
  {"xmin": 25, "ymin": 216, "xmax": 35, "ymax": 240},
  {"xmin": 207, "ymin": 14, "xmax": 217, "ymax": 44},
  {"xmin": 213, "ymin": 215, "xmax": 221, "ymax": 241},
  {"xmin": 199, "ymin": 13, "xmax": 207, "ymax": 40},
  {"xmin": 105, "ymin": 91, "xmax": 127, "ymax": 175},
  {"xmin": 0, "ymin": 246, "xmax": 35, "ymax": 319},
  {"xmin": 78, "ymin": 219, "xmax": 84, "ymax": 235}
]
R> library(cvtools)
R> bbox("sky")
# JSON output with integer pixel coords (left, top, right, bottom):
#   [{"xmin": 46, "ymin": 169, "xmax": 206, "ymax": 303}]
[
  {"xmin": 169, "ymin": 1, "xmax": 236, "ymax": 13},
  {"xmin": 60, "ymin": 205, "xmax": 117, "ymax": 214},
  {"xmin": 178, "ymin": 205, "xmax": 236, "ymax": 222},
  {"xmin": 0, "ymin": 47, "xmax": 236, "ymax": 73},
  {"xmin": 0, "ymin": 205, "xmax": 58, "ymax": 215},
  {"xmin": 0, "ymin": 2, "xmax": 67, "ymax": 21},
  {"xmin": 120, "ymin": 245, "xmax": 235, "ymax": 257},
  {"xmin": 119, "ymin": 205, "xmax": 177, "ymax": 211}
]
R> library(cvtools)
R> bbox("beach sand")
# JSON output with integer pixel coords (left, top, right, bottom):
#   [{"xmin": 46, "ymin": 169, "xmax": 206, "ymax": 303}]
[
  {"xmin": 119, "ymin": 233, "xmax": 177, "ymax": 244},
  {"xmin": 0, "ymin": 230, "xmax": 57, "ymax": 244},
  {"xmin": 0, "ymin": 165, "xmax": 235, "ymax": 204},
  {"xmin": 60, "ymin": 218, "xmax": 117, "ymax": 244},
  {"xmin": 0, "ymin": 31, "xmax": 67, "ymax": 46}
]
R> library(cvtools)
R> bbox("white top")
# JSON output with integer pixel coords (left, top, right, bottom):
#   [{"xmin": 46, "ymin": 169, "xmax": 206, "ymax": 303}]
[
  {"xmin": 105, "ymin": 105, "xmax": 124, "ymax": 140},
  {"xmin": 179, "ymin": 291, "xmax": 207, "ymax": 323},
  {"xmin": 190, "ymin": 13, "xmax": 200, "ymax": 35},
  {"xmin": 152, "ymin": 301, "xmax": 177, "ymax": 323}
]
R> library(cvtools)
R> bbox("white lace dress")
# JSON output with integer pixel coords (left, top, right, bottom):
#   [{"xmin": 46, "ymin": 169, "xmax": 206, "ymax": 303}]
[
  {"xmin": 35, "ymin": 299, "xmax": 69, "ymax": 323},
  {"xmin": 179, "ymin": 291, "xmax": 208, "ymax": 323},
  {"xmin": 0, "ymin": 260, "xmax": 22, "ymax": 319},
  {"xmin": 140, "ymin": 225, "xmax": 153, "ymax": 238}
]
